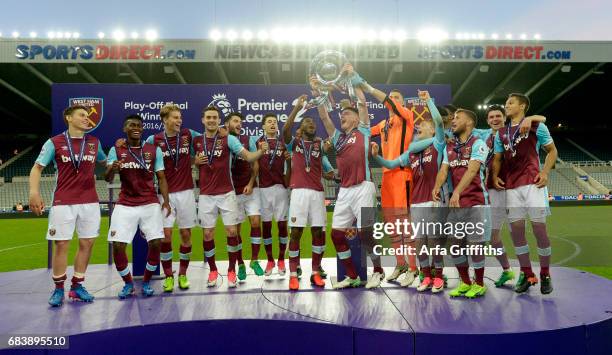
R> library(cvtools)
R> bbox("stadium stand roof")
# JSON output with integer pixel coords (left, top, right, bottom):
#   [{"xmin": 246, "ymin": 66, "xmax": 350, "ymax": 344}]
[{"xmin": 0, "ymin": 39, "xmax": 610, "ymax": 136}]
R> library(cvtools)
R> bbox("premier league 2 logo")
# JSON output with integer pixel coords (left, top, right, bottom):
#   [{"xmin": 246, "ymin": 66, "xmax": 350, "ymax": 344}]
[
  {"xmin": 68, "ymin": 97, "xmax": 104, "ymax": 133},
  {"xmin": 208, "ymin": 93, "xmax": 233, "ymax": 118}
]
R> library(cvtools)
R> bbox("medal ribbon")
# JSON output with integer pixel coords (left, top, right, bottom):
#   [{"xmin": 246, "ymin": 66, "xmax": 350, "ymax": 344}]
[
  {"xmin": 262, "ymin": 134, "xmax": 280, "ymax": 168},
  {"xmin": 299, "ymin": 138, "xmax": 314, "ymax": 172},
  {"xmin": 203, "ymin": 132, "xmax": 219, "ymax": 165},
  {"xmin": 485, "ymin": 134, "xmax": 495, "ymax": 168},
  {"xmin": 452, "ymin": 133, "xmax": 473, "ymax": 165},
  {"xmin": 163, "ymin": 131, "xmax": 180, "ymax": 170},
  {"xmin": 127, "ymin": 145, "xmax": 148, "ymax": 171},
  {"xmin": 506, "ymin": 117, "xmax": 526, "ymax": 154},
  {"xmin": 64, "ymin": 130, "xmax": 87, "ymax": 173},
  {"xmin": 334, "ymin": 128, "xmax": 356, "ymax": 154}
]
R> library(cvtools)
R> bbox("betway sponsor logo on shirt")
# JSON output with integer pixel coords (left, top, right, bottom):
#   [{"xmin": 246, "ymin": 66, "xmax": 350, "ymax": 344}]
[
  {"xmin": 60, "ymin": 154, "xmax": 96, "ymax": 163},
  {"xmin": 121, "ymin": 161, "xmax": 152, "ymax": 170},
  {"xmin": 418, "ymin": 44, "xmax": 571, "ymax": 61},
  {"xmin": 162, "ymin": 147, "xmax": 189, "ymax": 157},
  {"xmin": 449, "ymin": 159, "xmax": 469, "ymax": 168},
  {"xmin": 411, "ymin": 154, "xmax": 432, "ymax": 169},
  {"xmin": 295, "ymin": 145, "xmax": 321, "ymax": 158},
  {"xmin": 15, "ymin": 44, "xmax": 196, "ymax": 61}
]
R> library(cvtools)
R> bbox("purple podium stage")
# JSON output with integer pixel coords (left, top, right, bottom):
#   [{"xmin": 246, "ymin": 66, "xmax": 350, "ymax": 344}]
[{"xmin": 1, "ymin": 259, "xmax": 611, "ymax": 355}]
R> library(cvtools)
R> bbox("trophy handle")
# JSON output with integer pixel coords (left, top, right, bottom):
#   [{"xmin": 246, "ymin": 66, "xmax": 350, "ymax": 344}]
[
  {"xmin": 305, "ymin": 90, "xmax": 334, "ymax": 112},
  {"xmin": 347, "ymin": 84, "xmax": 358, "ymax": 105}
]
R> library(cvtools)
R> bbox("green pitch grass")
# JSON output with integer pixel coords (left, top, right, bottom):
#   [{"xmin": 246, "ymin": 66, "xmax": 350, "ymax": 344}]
[{"xmin": 0, "ymin": 206, "xmax": 611, "ymax": 279}]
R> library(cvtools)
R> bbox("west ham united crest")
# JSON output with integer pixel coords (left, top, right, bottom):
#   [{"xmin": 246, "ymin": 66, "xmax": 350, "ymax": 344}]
[
  {"xmin": 144, "ymin": 152, "xmax": 152, "ymax": 160},
  {"xmin": 345, "ymin": 228, "xmax": 357, "ymax": 240},
  {"xmin": 464, "ymin": 146, "xmax": 472, "ymax": 158},
  {"xmin": 405, "ymin": 98, "xmax": 433, "ymax": 126},
  {"xmin": 68, "ymin": 97, "xmax": 104, "ymax": 133}
]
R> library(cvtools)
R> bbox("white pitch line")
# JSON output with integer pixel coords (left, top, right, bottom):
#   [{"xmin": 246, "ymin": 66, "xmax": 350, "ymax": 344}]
[
  {"xmin": 550, "ymin": 235, "xmax": 582, "ymax": 266},
  {"xmin": 0, "ymin": 242, "xmax": 46, "ymax": 253}
]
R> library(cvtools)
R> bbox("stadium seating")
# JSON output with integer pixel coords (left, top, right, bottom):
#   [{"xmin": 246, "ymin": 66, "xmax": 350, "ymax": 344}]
[
  {"xmin": 0, "ymin": 178, "xmax": 118, "ymax": 210},
  {"xmin": 568, "ymin": 132, "xmax": 612, "ymax": 162},
  {"xmin": 554, "ymin": 138, "xmax": 595, "ymax": 162},
  {"xmin": 0, "ymin": 178, "xmax": 52, "ymax": 211},
  {"xmin": 0, "ymin": 146, "xmax": 55, "ymax": 182},
  {"xmin": 322, "ymin": 179, "xmax": 337, "ymax": 200},
  {"xmin": 548, "ymin": 167, "xmax": 587, "ymax": 196},
  {"xmin": 0, "ymin": 143, "xmax": 110, "ymax": 183},
  {"xmin": 0, "ymin": 153, "xmax": 599, "ymax": 210},
  {"xmin": 581, "ymin": 166, "xmax": 612, "ymax": 191},
  {"xmin": 0, "ymin": 138, "xmax": 35, "ymax": 165},
  {"xmin": 588, "ymin": 173, "xmax": 612, "ymax": 190}
]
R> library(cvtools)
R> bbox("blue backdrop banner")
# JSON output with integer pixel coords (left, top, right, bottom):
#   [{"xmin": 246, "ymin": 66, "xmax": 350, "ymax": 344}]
[{"xmin": 52, "ymin": 83, "xmax": 452, "ymax": 146}]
